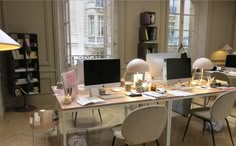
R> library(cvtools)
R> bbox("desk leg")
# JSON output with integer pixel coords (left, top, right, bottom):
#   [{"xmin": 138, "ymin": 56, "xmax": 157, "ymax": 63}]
[
  {"xmin": 62, "ymin": 112, "xmax": 67, "ymax": 146},
  {"xmin": 166, "ymin": 100, "xmax": 172, "ymax": 146}
]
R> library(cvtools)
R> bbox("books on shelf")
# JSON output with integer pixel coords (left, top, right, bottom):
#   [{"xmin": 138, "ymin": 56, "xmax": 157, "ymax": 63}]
[{"xmin": 15, "ymin": 68, "xmax": 34, "ymax": 72}]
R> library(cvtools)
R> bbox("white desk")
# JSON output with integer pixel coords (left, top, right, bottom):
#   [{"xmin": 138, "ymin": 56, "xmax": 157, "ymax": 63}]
[{"xmin": 52, "ymin": 86, "xmax": 232, "ymax": 146}]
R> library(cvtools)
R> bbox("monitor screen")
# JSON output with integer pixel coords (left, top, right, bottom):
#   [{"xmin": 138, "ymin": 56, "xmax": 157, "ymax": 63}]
[
  {"xmin": 225, "ymin": 55, "xmax": 236, "ymax": 68},
  {"xmin": 164, "ymin": 58, "xmax": 192, "ymax": 85},
  {"xmin": 83, "ymin": 59, "xmax": 121, "ymax": 88},
  {"xmin": 146, "ymin": 53, "xmax": 180, "ymax": 80}
]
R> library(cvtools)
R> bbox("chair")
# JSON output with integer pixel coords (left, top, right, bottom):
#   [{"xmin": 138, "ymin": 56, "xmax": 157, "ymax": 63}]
[
  {"xmin": 111, "ymin": 105, "xmax": 167, "ymax": 146},
  {"xmin": 182, "ymin": 90, "xmax": 236, "ymax": 146},
  {"xmin": 207, "ymin": 72, "xmax": 231, "ymax": 104},
  {"xmin": 211, "ymin": 72, "xmax": 231, "ymax": 86}
]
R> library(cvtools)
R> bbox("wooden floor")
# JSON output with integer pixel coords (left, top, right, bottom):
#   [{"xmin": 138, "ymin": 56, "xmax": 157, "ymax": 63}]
[{"xmin": 0, "ymin": 104, "xmax": 236, "ymax": 146}]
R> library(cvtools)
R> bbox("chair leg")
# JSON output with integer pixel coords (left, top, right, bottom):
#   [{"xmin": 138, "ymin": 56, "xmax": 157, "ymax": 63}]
[
  {"xmin": 182, "ymin": 115, "xmax": 193, "ymax": 142},
  {"xmin": 98, "ymin": 109, "xmax": 102, "ymax": 122},
  {"xmin": 74, "ymin": 112, "xmax": 78, "ymax": 127},
  {"xmin": 155, "ymin": 139, "xmax": 159, "ymax": 146},
  {"xmin": 225, "ymin": 118, "xmax": 234, "ymax": 146},
  {"xmin": 143, "ymin": 144, "xmax": 145, "ymax": 146},
  {"xmin": 125, "ymin": 144, "xmax": 128, "ymax": 146},
  {"xmin": 111, "ymin": 136, "xmax": 116, "ymax": 146},
  {"xmin": 203, "ymin": 120, "xmax": 206, "ymax": 135},
  {"xmin": 209, "ymin": 121, "xmax": 216, "ymax": 146}
]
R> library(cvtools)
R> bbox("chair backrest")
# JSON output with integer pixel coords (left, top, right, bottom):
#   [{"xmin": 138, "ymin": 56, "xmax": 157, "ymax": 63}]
[
  {"xmin": 211, "ymin": 72, "xmax": 231, "ymax": 85},
  {"xmin": 121, "ymin": 105, "xmax": 167, "ymax": 145},
  {"xmin": 210, "ymin": 90, "xmax": 236, "ymax": 120}
]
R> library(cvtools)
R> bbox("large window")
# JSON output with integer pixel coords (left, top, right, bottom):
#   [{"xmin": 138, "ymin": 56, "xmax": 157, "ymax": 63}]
[
  {"xmin": 168, "ymin": 0, "xmax": 194, "ymax": 55},
  {"xmin": 63, "ymin": 0, "xmax": 115, "ymax": 66}
]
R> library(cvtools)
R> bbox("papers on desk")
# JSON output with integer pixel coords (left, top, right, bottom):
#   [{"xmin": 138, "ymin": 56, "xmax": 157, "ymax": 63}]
[
  {"xmin": 142, "ymin": 91, "xmax": 166, "ymax": 99},
  {"xmin": 76, "ymin": 97, "xmax": 105, "ymax": 106},
  {"xmin": 167, "ymin": 90, "xmax": 194, "ymax": 96}
]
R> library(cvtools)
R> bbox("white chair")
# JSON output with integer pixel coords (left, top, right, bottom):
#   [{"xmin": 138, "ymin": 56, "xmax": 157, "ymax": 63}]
[
  {"xmin": 111, "ymin": 105, "xmax": 167, "ymax": 146},
  {"xmin": 182, "ymin": 90, "xmax": 236, "ymax": 146}
]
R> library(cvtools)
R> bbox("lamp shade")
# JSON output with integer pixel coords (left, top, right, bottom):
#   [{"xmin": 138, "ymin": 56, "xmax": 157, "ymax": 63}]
[
  {"xmin": 192, "ymin": 58, "xmax": 213, "ymax": 70},
  {"xmin": 222, "ymin": 44, "xmax": 232, "ymax": 51},
  {"xmin": 0, "ymin": 29, "xmax": 21, "ymax": 51},
  {"xmin": 126, "ymin": 58, "xmax": 149, "ymax": 73}
]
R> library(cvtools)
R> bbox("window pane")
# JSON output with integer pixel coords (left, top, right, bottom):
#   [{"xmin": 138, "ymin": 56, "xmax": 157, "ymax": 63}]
[
  {"xmin": 183, "ymin": 31, "xmax": 189, "ymax": 46},
  {"xmin": 169, "ymin": 15, "xmax": 180, "ymax": 30},
  {"xmin": 184, "ymin": 0, "xmax": 194, "ymax": 15},
  {"xmin": 183, "ymin": 15, "xmax": 189, "ymax": 30},
  {"xmin": 168, "ymin": 30, "xmax": 179, "ymax": 46},
  {"xmin": 169, "ymin": 0, "xmax": 180, "ymax": 14}
]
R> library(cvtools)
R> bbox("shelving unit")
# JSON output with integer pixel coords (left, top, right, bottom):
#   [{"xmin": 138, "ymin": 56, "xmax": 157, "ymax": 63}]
[
  {"xmin": 7, "ymin": 33, "xmax": 40, "ymax": 111},
  {"xmin": 138, "ymin": 11, "xmax": 158, "ymax": 60}
]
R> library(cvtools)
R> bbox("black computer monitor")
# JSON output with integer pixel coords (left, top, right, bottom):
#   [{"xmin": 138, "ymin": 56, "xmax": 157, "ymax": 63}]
[
  {"xmin": 163, "ymin": 58, "xmax": 192, "ymax": 85},
  {"xmin": 83, "ymin": 59, "xmax": 121, "ymax": 89},
  {"xmin": 225, "ymin": 55, "xmax": 236, "ymax": 70}
]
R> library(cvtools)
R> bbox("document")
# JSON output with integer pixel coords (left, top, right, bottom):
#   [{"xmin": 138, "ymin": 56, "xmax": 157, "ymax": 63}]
[
  {"xmin": 142, "ymin": 91, "xmax": 166, "ymax": 98},
  {"xmin": 76, "ymin": 97, "xmax": 105, "ymax": 106},
  {"xmin": 167, "ymin": 90, "xmax": 194, "ymax": 96}
]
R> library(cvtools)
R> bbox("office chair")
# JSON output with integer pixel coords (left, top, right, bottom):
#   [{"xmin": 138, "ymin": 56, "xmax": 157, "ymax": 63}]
[
  {"xmin": 207, "ymin": 72, "xmax": 231, "ymax": 105},
  {"xmin": 182, "ymin": 90, "xmax": 236, "ymax": 146},
  {"xmin": 211, "ymin": 72, "xmax": 231, "ymax": 86},
  {"xmin": 111, "ymin": 105, "xmax": 167, "ymax": 146}
]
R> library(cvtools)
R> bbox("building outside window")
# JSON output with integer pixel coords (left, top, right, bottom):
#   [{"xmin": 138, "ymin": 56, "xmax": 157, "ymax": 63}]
[
  {"xmin": 63, "ymin": 0, "xmax": 115, "ymax": 66},
  {"xmin": 168, "ymin": 0, "xmax": 194, "ymax": 55}
]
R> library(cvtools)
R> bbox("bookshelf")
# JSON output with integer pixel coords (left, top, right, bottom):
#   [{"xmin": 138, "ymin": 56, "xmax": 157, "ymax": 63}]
[
  {"xmin": 138, "ymin": 11, "xmax": 158, "ymax": 60},
  {"xmin": 7, "ymin": 33, "xmax": 40, "ymax": 111}
]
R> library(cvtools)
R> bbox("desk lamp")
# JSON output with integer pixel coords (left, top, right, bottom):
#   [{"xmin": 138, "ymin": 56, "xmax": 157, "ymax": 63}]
[
  {"xmin": 126, "ymin": 58, "xmax": 149, "ymax": 81},
  {"xmin": 192, "ymin": 58, "xmax": 213, "ymax": 85},
  {"xmin": 126, "ymin": 58, "xmax": 149, "ymax": 92},
  {"xmin": 221, "ymin": 44, "xmax": 232, "ymax": 55},
  {"xmin": 0, "ymin": 29, "xmax": 21, "ymax": 119}
]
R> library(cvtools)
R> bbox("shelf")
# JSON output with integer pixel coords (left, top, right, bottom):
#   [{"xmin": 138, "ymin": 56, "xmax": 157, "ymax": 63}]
[
  {"xmin": 15, "ymin": 68, "xmax": 35, "ymax": 72},
  {"xmin": 15, "ymin": 78, "xmax": 39, "ymax": 85}
]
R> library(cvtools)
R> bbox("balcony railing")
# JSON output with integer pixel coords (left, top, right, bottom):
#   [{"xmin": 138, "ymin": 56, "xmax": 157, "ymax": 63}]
[
  {"xmin": 88, "ymin": 36, "xmax": 104, "ymax": 44},
  {"xmin": 69, "ymin": 55, "xmax": 111, "ymax": 65}
]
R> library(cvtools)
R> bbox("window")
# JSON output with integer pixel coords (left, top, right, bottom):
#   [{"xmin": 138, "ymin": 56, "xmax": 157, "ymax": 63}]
[
  {"xmin": 96, "ymin": 0, "xmax": 104, "ymax": 7},
  {"xmin": 88, "ymin": 15, "xmax": 95, "ymax": 36},
  {"xmin": 168, "ymin": 0, "xmax": 194, "ymax": 55},
  {"xmin": 63, "ymin": 0, "xmax": 116, "ymax": 66},
  {"xmin": 98, "ymin": 16, "xmax": 104, "ymax": 37}
]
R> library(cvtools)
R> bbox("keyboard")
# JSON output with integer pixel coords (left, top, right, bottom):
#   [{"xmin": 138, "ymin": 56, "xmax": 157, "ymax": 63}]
[{"xmin": 100, "ymin": 94, "xmax": 124, "ymax": 99}]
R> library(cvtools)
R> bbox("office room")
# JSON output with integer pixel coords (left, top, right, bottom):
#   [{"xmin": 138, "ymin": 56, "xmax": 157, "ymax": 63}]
[{"xmin": 0, "ymin": 0, "xmax": 236, "ymax": 146}]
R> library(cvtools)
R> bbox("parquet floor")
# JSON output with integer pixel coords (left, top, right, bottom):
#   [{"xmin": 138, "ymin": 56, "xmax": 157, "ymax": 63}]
[{"xmin": 0, "ymin": 104, "xmax": 236, "ymax": 146}]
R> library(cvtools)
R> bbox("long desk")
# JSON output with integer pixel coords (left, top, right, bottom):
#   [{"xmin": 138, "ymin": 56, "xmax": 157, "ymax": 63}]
[{"xmin": 52, "ymin": 86, "xmax": 234, "ymax": 146}]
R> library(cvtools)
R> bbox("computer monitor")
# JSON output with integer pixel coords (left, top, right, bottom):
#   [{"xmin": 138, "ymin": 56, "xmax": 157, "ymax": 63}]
[
  {"xmin": 163, "ymin": 58, "xmax": 192, "ymax": 85},
  {"xmin": 83, "ymin": 59, "xmax": 121, "ymax": 89},
  {"xmin": 146, "ymin": 53, "xmax": 180, "ymax": 80},
  {"xmin": 225, "ymin": 55, "xmax": 236, "ymax": 71}
]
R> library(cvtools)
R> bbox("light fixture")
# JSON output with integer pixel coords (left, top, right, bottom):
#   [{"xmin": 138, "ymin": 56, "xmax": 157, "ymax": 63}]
[
  {"xmin": 221, "ymin": 44, "xmax": 232, "ymax": 55},
  {"xmin": 126, "ymin": 58, "xmax": 149, "ymax": 85},
  {"xmin": 0, "ymin": 29, "xmax": 21, "ymax": 51},
  {"xmin": 126, "ymin": 58, "xmax": 149, "ymax": 73},
  {"xmin": 192, "ymin": 58, "xmax": 213, "ymax": 85}
]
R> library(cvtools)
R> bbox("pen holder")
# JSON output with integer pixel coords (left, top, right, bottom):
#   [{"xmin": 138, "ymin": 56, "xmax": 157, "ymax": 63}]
[{"xmin": 64, "ymin": 95, "xmax": 72, "ymax": 104}]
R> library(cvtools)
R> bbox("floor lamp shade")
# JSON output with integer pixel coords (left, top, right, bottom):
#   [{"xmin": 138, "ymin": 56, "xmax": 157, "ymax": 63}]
[
  {"xmin": 126, "ymin": 58, "xmax": 149, "ymax": 73},
  {"xmin": 0, "ymin": 29, "xmax": 21, "ymax": 51}
]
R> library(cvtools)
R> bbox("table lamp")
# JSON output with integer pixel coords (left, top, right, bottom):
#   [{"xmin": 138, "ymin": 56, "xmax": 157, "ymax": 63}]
[
  {"xmin": 221, "ymin": 44, "xmax": 232, "ymax": 55},
  {"xmin": 126, "ymin": 58, "xmax": 149, "ymax": 80},
  {"xmin": 0, "ymin": 29, "xmax": 21, "ymax": 119},
  {"xmin": 192, "ymin": 58, "xmax": 213, "ymax": 85},
  {"xmin": 126, "ymin": 58, "xmax": 149, "ymax": 92}
]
